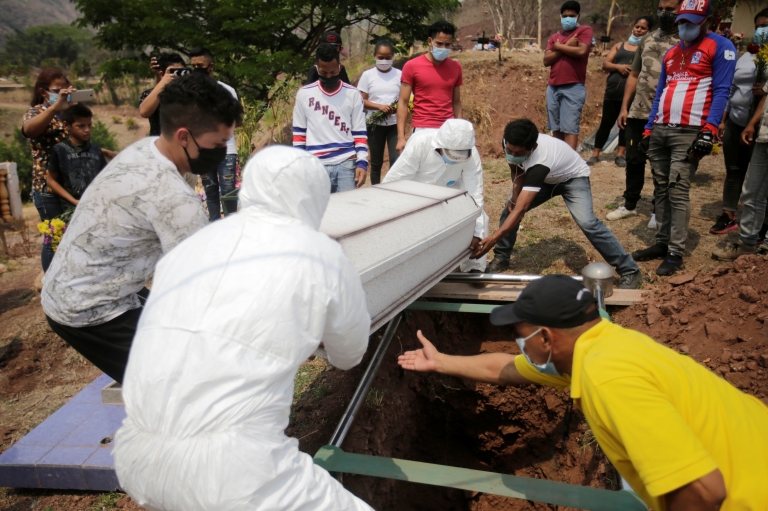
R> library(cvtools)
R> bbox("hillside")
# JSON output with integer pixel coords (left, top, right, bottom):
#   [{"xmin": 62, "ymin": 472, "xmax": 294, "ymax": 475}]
[{"xmin": 0, "ymin": 0, "xmax": 78, "ymax": 48}]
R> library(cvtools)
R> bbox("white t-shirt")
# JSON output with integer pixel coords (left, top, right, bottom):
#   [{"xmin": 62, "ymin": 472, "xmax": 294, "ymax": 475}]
[
  {"xmin": 42, "ymin": 137, "xmax": 209, "ymax": 327},
  {"xmin": 357, "ymin": 67, "xmax": 402, "ymax": 126},
  {"xmin": 218, "ymin": 81, "xmax": 239, "ymax": 155},
  {"xmin": 521, "ymin": 134, "xmax": 591, "ymax": 192}
]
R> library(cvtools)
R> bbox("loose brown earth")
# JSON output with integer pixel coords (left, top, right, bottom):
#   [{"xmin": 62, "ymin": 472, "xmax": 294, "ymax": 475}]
[{"xmin": 1, "ymin": 50, "xmax": 765, "ymax": 510}]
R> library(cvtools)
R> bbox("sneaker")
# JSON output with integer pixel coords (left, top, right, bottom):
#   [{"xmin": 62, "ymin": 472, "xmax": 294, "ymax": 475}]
[
  {"xmin": 711, "ymin": 243, "xmax": 758, "ymax": 262},
  {"xmin": 586, "ymin": 156, "xmax": 600, "ymax": 166},
  {"xmin": 758, "ymin": 224, "xmax": 768, "ymax": 246},
  {"xmin": 618, "ymin": 270, "xmax": 642, "ymax": 289},
  {"xmin": 606, "ymin": 206, "xmax": 638, "ymax": 221},
  {"xmin": 709, "ymin": 213, "xmax": 738, "ymax": 234},
  {"xmin": 656, "ymin": 253, "xmax": 685, "ymax": 276},
  {"xmin": 614, "ymin": 156, "xmax": 627, "ymax": 167},
  {"xmin": 631, "ymin": 243, "xmax": 667, "ymax": 261},
  {"xmin": 486, "ymin": 257, "xmax": 510, "ymax": 273},
  {"xmin": 647, "ymin": 214, "xmax": 657, "ymax": 230}
]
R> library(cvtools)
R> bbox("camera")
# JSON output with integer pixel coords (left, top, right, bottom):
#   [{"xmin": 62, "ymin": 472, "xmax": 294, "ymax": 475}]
[{"xmin": 169, "ymin": 68, "xmax": 192, "ymax": 76}]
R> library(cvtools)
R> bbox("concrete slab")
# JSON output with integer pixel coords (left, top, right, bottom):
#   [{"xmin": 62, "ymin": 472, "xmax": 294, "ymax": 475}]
[{"xmin": 0, "ymin": 374, "xmax": 123, "ymax": 491}]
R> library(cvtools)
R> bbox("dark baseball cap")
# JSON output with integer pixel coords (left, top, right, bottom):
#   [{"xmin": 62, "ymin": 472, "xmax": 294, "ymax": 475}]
[
  {"xmin": 490, "ymin": 274, "xmax": 599, "ymax": 328},
  {"xmin": 321, "ymin": 31, "xmax": 343, "ymax": 46}
]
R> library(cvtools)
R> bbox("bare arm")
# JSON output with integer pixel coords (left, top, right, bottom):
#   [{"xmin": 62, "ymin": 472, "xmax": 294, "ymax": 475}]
[
  {"xmin": 139, "ymin": 73, "xmax": 175, "ymax": 119},
  {"xmin": 22, "ymin": 86, "xmax": 76, "ymax": 139},
  {"xmin": 602, "ymin": 43, "xmax": 622, "ymax": 72},
  {"xmin": 553, "ymin": 39, "xmax": 589, "ymax": 58},
  {"xmin": 361, "ymin": 92, "xmax": 393, "ymax": 114},
  {"xmin": 396, "ymin": 82, "xmax": 412, "ymax": 153},
  {"xmin": 665, "ymin": 469, "xmax": 726, "ymax": 511},
  {"xmin": 397, "ymin": 331, "xmax": 535, "ymax": 386},
  {"xmin": 452, "ymin": 86, "xmax": 462, "ymax": 119},
  {"xmin": 46, "ymin": 169, "xmax": 78, "ymax": 206},
  {"xmin": 543, "ymin": 50, "xmax": 561, "ymax": 67},
  {"xmin": 618, "ymin": 70, "xmax": 640, "ymax": 129}
]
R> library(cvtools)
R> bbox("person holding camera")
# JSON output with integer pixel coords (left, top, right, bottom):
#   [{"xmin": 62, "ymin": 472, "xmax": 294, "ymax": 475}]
[
  {"xmin": 140, "ymin": 53, "xmax": 187, "ymax": 137},
  {"xmin": 42, "ymin": 73, "xmax": 243, "ymax": 384}
]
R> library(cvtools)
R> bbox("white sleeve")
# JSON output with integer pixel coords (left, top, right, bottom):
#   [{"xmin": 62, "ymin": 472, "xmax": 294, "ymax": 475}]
[
  {"xmin": 321, "ymin": 254, "xmax": 371, "ymax": 370},
  {"xmin": 352, "ymin": 92, "xmax": 368, "ymax": 167},
  {"xmin": 462, "ymin": 148, "xmax": 485, "ymax": 238},
  {"xmin": 292, "ymin": 90, "xmax": 307, "ymax": 149},
  {"xmin": 357, "ymin": 71, "xmax": 371, "ymax": 94},
  {"xmin": 381, "ymin": 137, "xmax": 423, "ymax": 183}
]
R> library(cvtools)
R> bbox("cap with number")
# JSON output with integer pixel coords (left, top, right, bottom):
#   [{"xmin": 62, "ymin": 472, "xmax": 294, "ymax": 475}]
[
  {"xmin": 321, "ymin": 31, "xmax": 343, "ymax": 46},
  {"xmin": 489, "ymin": 274, "xmax": 600, "ymax": 328},
  {"xmin": 676, "ymin": 0, "xmax": 711, "ymax": 24}
]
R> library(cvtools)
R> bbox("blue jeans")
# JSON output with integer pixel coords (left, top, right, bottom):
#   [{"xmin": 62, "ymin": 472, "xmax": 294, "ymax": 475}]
[
  {"xmin": 740, "ymin": 142, "xmax": 768, "ymax": 246},
  {"xmin": 325, "ymin": 159, "xmax": 357, "ymax": 193},
  {"xmin": 32, "ymin": 190, "xmax": 65, "ymax": 271},
  {"xmin": 546, "ymin": 83, "xmax": 587, "ymax": 135},
  {"xmin": 493, "ymin": 177, "xmax": 639, "ymax": 275},
  {"xmin": 202, "ymin": 153, "xmax": 238, "ymax": 221}
]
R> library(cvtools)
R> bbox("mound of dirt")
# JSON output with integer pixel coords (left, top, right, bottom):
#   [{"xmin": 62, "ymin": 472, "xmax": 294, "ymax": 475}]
[
  {"xmin": 614, "ymin": 255, "xmax": 768, "ymax": 400},
  {"xmin": 289, "ymin": 311, "xmax": 617, "ymax": 511}
]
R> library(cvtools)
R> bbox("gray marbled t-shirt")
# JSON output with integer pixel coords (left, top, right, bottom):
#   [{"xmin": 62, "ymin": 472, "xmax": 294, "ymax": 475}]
[{"xmin": 42, "ymin": 137, "xmax": 209, "ymax": 327}]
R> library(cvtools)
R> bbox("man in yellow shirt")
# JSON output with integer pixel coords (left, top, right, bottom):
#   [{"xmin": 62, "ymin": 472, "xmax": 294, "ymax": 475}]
[{"xmin": 398, "ymin": 275, "xmax": 768, "ymax": 510}]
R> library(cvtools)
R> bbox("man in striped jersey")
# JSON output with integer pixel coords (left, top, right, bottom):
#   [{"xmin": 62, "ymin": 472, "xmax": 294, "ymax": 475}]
[
  {"xmin": 632, "ymin": 0, "xmax": 736, "ymax": 275},
  {"xmin": 293, "ymin": 43, "xmax": 368, "ymax": 193}
]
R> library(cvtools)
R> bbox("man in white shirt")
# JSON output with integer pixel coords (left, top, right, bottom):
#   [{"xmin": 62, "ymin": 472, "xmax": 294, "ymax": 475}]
[
  {"xmin": 190, "ymin": 47, "xmax": 241, "ymax": 220},
  {"xmin": 293, "ymin": 43, "xmax": 368, "ymax": 192},
  {"xmin": 41, "ymin": 73, "xmax": 243, "ymax": 383},
  {"xmin": 475, "ymin": 119, "xmax": 641, "ymax": 288},
  {"xmin": 383, "ymin": 119, "xmax": 487, "ymax": 272}
]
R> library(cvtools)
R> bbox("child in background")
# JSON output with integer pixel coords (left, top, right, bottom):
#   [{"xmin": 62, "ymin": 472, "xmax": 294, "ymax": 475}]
[{"xmin": 47, "ymin": 104, "xmax": 109, "ymax": 210}]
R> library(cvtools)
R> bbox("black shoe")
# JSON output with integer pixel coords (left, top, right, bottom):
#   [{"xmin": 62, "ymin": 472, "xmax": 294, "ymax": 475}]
[
  {"xmin": 709, "ymin": 213, "xmax": 738, "ymax": 234},
  {"xmin": 486, "ymin": 257, "xmax": 510, "ymax": 273},
  {"xmin": 656, "ymin": 253, "xmax": 685, "ymax": 276},
  {"xmin": 617, "ymin": 270, "xmax": 642, "ymax": 289},
  {"xmin": 758, "ymin": 224, "xmax": 768, "ymax": 246},
  {"xmin": 631, "ymin": 243, "xmax": 668, "ymax": 261}
]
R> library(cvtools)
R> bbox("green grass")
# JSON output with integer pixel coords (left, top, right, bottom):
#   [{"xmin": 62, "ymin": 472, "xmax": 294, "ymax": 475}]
[
  {"xmin": 604, "ymin": 202, "xmax": 618, "ymax": 210},
  {"xmin": 89, "ymin": 492, "xmax": 123, "ymax": 510},
  {"xmin": 292, "ymin": 357, "xmax": 327, "ymax": 404}
]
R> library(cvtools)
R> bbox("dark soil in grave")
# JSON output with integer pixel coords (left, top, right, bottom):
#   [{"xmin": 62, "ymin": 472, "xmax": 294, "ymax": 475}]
[
  {"xmin": 613, "ymin": 254, "xmax": 768, "ymax": 402},
  {"xmin": 288, "ymin": 311, "xmax": 619, "ymax": 511}
]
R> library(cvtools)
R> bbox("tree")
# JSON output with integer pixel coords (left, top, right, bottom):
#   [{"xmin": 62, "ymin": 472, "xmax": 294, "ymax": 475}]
[
  {"xmin": 74, "ymin": 0, "xmax": 459, "ymax": 103},
  {"xmin": 485, "ymin": 0, "xmax": 539, "ymax": 42}
]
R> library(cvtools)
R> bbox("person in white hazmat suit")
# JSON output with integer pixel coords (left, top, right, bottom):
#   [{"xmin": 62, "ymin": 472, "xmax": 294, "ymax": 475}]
[
  {"xmin": 113, "ymin": 145, "xmax": 374, "ymax": 511},
  {"xmin": 382, "ymin": 118, "xmax": 488, "ymax": 272}
]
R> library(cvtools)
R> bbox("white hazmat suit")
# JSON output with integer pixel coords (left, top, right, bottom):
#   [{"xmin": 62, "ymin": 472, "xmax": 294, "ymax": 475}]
[
  {"xmin": 114, "ymin": 146, "xmax": 373, "ymax": 511},
  {"xmin": 383, "ymin": 119, "xmax": 488, "ymax": 271}
]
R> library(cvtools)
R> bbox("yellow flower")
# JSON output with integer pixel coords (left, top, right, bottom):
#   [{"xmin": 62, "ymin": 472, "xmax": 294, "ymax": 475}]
[
  {"xmin": 37, "ymin": 221, "xmax": 51, "ymax": 235},
  {"xmin": 50, "ymin": 218, "xmax": 66, "ymax": 232}
]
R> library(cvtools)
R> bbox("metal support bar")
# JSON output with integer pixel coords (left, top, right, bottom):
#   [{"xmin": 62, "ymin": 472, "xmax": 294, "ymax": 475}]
[
  {"xmin": 441, "ymin": 273, "xmax": 583, "ymax": 284},
  {"xmin": 329, "ymin": 314, "xmax": 403, "ymax": 448},
  {"xmin": 406, "ymin": 302, "xmax": 501, "ymax": 314},
  {"xmin": 593, "ymin": 283, "xmax": 606, "ymax": 311}
]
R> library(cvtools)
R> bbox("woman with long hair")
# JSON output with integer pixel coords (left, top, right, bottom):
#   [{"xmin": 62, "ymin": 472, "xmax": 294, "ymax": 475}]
[{"xmin": 22, "ymin": 68, "xmax": 76, "ymax": 270}]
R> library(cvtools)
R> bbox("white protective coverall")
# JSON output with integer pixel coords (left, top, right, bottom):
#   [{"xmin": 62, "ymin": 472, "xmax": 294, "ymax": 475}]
[
  {"xmin": 382, "ymin": 119, "xmax": 488, "ymax": 271},
  {"xmin": 114, "ymin": 146, "xmax": 373, "ymax": 511}
]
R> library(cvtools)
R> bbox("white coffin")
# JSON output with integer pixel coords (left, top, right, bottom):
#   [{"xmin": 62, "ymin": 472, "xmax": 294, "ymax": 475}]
[{"xmin": 319, "ymin": 181, "xmax": 481, "ymax": 333}]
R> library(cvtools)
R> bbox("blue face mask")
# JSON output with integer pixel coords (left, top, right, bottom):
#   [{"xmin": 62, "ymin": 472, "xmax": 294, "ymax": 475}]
[
  {"xmin": 561, "ymin": 16, "xmax": 578, "ymax": 32},
  {"xmin": 628, "ymin": 34, "xmax": 642, "ymax": 45},
  {"xmin": 432, "ymin": 47, "xmax": 451, "ymax": 61},
  {"xmin": 678, "ymin": 22, "xmax": 701, "ymax": 43},
  {"xmin": 441, "ymin": 153, "xmax": 459, "ymax": 165},
  {"xmin": 506, "ymin": 153, "xmax": 529, "ymax": 165},
  {"xmin": 756, "ymin": 26, "xmax": 768, "ymax": 41},
  {"xmin": 516, "ymin": 328, "xmax": 561, "ymax": 376},
  {"xmin": 47, "ymin": 93, "xmax": 58, "ymax": 105}
]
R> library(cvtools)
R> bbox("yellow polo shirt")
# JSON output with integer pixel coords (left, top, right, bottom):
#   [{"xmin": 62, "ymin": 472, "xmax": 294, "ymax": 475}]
[{"xmin": 515, "ymin": 319, "xmax": 768, "ymax": 510}]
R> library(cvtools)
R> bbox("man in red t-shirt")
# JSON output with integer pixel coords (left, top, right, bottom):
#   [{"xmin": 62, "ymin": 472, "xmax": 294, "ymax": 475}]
[
  {"xmin": 544, "ymin": 0, "xmax": 593, "ymax": 150},
  {"xmin": 396, "ymin": 20, "xmax": 463, "ymax": 153}
]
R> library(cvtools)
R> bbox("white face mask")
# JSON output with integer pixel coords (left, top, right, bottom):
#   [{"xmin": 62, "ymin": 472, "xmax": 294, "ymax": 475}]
[{"xmin": 376, "ymin": 59, "xmax": 393, "ymax": 71}]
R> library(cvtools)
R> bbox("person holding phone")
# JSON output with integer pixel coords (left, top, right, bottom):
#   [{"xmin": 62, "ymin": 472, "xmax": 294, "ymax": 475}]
[
  {"xmin": 140, "ymin": 53, "xmax": 187, "ymax": 136},
  {"xmin": 293, "ymin": 43, "xmax": 368, "ymax": 192}
]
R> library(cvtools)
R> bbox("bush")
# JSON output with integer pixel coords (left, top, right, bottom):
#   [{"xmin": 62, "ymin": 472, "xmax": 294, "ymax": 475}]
[
  {"xmin": 91, "ymin": 121, "xmax": 119, "ymax": 151},
  {"xmin": 111, "ymin": 115, "xmax": 122, "ymax": 124},
  {"xmin": 0, "ymin": 128, "xmax": 33, "ymax": 202},
  {"xmin": 125, "ymin": 117, "xmax": 138, "ymax": 130}
]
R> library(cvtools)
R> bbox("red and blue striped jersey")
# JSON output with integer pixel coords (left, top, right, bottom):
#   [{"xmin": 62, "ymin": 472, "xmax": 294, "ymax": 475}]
[
  {"xmin": 646, "ymin": 32, "xmax": 736, "ymax": 131},
  {"xmin": 292, "ymin": 82, "xmax": 368, "ymax": 169}
]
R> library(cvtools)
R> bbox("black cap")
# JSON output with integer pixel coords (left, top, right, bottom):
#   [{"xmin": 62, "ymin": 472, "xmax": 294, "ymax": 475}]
[
  {"xmin": 321, "ymin": 31, "xmax": 343, "ymax": 46},
  {"xmin": 490, "ymin": 274, "xmax": 599, "ymax": 328}
]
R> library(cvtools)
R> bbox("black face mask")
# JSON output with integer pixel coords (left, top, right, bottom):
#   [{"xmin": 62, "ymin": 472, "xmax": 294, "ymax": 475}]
[
  {"xmin": 183, "ymin": 133, "xmax": 227, "ymax": 175},
  {"xmin": 658, "ymin": 11, "xmax": 677, "ymax": 34},
  {"xmin": 319, "ymin": 74, "xmax": 341, "ymax": 90},
  {"xmin": 193, "ymin": 66, "xmax": 211, "ymax": 75}
]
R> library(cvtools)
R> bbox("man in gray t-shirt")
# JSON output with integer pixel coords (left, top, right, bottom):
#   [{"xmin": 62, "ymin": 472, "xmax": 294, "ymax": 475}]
[{"xmin": 42, "ymin": 73, "xmax": 243, "ymax": 383}]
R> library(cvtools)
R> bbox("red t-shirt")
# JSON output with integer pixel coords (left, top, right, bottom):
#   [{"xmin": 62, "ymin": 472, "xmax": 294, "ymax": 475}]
[
  {"xmin": 546, "ymin": 25, "xmax": 593, "ymax": 87},
  {"xmin": 401, "ymin": 55, "xmax": 463, "ymax": 128}
]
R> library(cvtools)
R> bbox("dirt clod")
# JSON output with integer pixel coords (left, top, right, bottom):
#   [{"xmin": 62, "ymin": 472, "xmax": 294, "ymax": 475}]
[
  {"xmin": 739, "ymin": 286, "xmax": 760, "ymax": 303},
  {"xmin": 669, "ymin": 274, "xmax": 695, "ymax": 286}
]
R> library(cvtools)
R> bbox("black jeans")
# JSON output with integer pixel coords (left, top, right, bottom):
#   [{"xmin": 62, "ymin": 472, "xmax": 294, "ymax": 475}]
[
  {"xmin": 46, "ymin": 287, "xmax": 149, "ymax": 384},
  {"xmin": 722, "ymin": 118, "xmax": 755, "ymax": 213},
  {"xmin": 623, "ymin": 118, "xmax": 653, "ymax": 212},
  {"xmin": 367, "ymin": 124, "xmax": 398, "ymax": 185},
  {"xmin": 32, "ymin": 190, "xmax": 65, "ymax": 272},
  {"xmin": 594, "ymin": 99, "xmax": 626, "ymax": 150}
]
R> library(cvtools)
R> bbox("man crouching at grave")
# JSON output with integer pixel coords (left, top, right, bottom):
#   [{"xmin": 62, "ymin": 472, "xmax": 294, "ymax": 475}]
[
  {"xmin": 114, "ymin": 146, "xmax": 373, "ymax": 511},
  {"xmin": 41, "ymin": 73, "xmax": 242, "ymax": 384}
]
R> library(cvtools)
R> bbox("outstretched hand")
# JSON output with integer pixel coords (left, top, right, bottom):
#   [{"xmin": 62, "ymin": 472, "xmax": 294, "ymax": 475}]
[
  {"xmin": 398, "ymin": 330, "xmax": 440, "ymax": 373},
  {"xmin": 471, "ymin": 235, "xmax": 496, "ymax": 259}
]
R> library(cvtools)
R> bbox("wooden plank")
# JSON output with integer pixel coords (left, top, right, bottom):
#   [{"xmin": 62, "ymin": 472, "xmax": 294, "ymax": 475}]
[{"xmin": 424, "ymin": 282, "xmax": 646, "ymax": 306}]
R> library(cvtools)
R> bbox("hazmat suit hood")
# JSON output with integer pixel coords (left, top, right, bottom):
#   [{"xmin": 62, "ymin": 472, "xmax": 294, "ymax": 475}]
[
  {"xmin": 432, "ymin": 119, "xmax": 476, "ymax": 150},
  {"xmin": 239, "ymin": 145, "xmax": 331, "ymax": 230}
]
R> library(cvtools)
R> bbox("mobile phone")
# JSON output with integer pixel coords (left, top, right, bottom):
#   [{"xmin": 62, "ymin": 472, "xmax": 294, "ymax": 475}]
[
  {"xmin": 67, "ymin": 89, "xmax": 94, "ymax": 103},
  {"xmin": 169, "ymin": 68, "xmax": 192, "ymax": 76}
]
